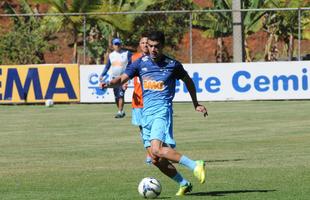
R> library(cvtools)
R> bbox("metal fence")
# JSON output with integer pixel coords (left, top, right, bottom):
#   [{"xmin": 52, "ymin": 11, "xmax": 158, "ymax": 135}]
[{"xmin": 1, "ymin": 8, "xmax": 310, "ymax": 64}]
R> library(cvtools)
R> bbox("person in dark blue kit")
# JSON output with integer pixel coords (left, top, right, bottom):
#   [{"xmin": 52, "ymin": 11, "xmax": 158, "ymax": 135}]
[{"xmin": 100, "ymin": 31, "xmax": 208, "ymax": 196}]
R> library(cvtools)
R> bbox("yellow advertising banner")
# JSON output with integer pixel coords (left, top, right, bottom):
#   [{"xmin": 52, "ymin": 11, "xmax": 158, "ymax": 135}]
[{"xmin": 0, "ymin": 64, "xmax": 80, "ymax": 103}]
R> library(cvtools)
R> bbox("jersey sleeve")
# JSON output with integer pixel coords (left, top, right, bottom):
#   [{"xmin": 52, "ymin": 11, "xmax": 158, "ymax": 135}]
[
  {"xmin": 173, "ymin": 61, "xmax": 187, "ymax": 80},
  {"xmin": 125, "ymin": 58, "xmax": 140, "ymax": 79},
  {"xmin": 100, "ymin": 58, "xmax": 111, "ymax": 77},
  {"xmin": 127, "ymin": 51, "xmax": 133, "ymax": 66}
]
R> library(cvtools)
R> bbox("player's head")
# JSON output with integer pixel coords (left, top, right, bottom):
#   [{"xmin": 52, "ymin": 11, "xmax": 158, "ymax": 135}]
[
  {"xmin": 112, "ymin": 38, "xmax": 122, "ymax": 51},
  {"xmin": 147, "ymin": 31, "xmax": 165, "ymax": 60},
  {"xmin": 139, "ymin": 32, "xmax": 149, "ymax": 55}
]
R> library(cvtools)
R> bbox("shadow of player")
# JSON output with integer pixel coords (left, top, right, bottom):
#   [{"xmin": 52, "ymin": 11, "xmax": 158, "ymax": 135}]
[{"xmin": 188, "ymin": 189, "xmax": 277, "ymax": 196}]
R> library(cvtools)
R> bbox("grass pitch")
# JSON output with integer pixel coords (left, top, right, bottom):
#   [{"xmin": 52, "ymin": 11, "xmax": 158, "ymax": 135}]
[{"xmin": 0, "ymin": 101, "xmax": 310, "ymax": 200}]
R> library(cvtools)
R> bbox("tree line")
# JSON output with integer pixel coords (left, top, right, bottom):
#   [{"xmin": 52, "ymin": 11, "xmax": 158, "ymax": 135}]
[{"xmin": 0, "ymin": 0, "xmax": 309, "ymax": 64}]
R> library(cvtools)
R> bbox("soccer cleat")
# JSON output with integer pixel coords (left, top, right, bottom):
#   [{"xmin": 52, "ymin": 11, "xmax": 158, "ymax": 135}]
[
  {"xmin": 175, "ymin": 182, "xmax": 192, "ymax": 196},
  {"xmin": 121, "ymin": 112, "xmax": 126, "ymax": 118},
  {"xmin": 114, "ymin": 113, "xmax": 122, "ymax": 118},
  {"xmin": 193, "ymin": 160, "xmax": 206, "ymax": 184},
  {"xmin": 114, "ymin": 112, "xmax": 125, "ymax": 118}
]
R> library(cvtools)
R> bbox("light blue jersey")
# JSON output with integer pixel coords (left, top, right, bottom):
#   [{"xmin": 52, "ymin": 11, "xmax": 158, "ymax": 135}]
[
  {"xmin": 125, "ymin": 55, "xmax": 187, "ymax": 115},
  {"xmin": 125, "ymin": 55, "xmax": 187, "ymax": 148}
]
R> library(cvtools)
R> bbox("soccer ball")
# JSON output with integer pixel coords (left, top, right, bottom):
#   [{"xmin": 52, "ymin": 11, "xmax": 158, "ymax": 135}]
[
  {"xmin": 45, "ymin": 99, "xmax": 54, "ymax": 107},
  {"xmin": 138, "ymin": 177, "xmax": 161, "ymax": 199}
]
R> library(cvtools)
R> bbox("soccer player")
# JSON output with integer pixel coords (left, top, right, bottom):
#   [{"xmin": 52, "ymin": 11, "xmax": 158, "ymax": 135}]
[
  {"xmin": 131, "ymin": 33, "xmax": 153, "ymax": 164},
  {"xmin": 100, "ymin": 31, "xmax": 208, "ymax": 196},
  {"xmin": 99, "ymin": 38, "xmax": 132, "ymax": 118},
  {"xmin": 131, "ymin": 33, "xmax": 148, "ymax": 133}
]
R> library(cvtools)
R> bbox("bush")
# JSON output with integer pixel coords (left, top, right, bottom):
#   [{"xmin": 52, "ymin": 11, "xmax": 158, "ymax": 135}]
[{"xmin": 0, "ymin": 19, "xmax": 54, "ymax": 65}]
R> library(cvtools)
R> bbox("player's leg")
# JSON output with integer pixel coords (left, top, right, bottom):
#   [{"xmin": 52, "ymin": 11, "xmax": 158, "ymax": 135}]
[
  {"xmin": 146, "ymin": 147, "xmax": 192, "ymax": 196},
  {"xmin": 142, "ymin": 115, "xmax": 191, "ymax": 195},
  {"xmin": 113, "ymin": 87, "xmax": 125, "ymax": 118},
  {"xmin": 118, "ymin": 97, "xmax": 124, "ymax": 113},
  {"xmin": 150, "ymin": 117, "xmax": 206, "ymax": 184},
  {"xmin": 118, "ymin": 86, "xmax": 125, "ymax": 117},
  {"xmin": 167, "ymin": 107, "xmax": 206, "ymax": 184},
  {"xmin": 150, "ymin": 139, "xmax": 181, "ymax": 162},
  {"xmin": 132, "ymin": 107, "xmax": 149, "ymax": 163}
]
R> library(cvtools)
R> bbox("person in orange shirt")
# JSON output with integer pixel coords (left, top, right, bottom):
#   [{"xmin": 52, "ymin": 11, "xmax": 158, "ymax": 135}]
[{"xmin": 131, "ymin": 33, "xmax": 151, "ymax": 163}]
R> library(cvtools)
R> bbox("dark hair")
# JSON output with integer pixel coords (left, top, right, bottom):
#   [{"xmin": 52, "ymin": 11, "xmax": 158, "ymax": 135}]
[
  {"xmin": 141, "ymin": 32, "xmax": 148, "ymax": 38},
  {"xmin": 148, "ymin": 31, "xmax": 165, "ymax": 45}
]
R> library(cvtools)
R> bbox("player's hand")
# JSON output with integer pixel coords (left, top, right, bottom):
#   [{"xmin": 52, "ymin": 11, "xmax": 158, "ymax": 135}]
[
  {"xmin": 122, "ymin": 82, "xmax": 128, "ymax": 90},
  {"xmin": 195, "ymin": 105, "xmax": 208, "ymax": 117},
  {"xmin": 99, "ymin": 81, "xmax": 109, "ymax": 89}
]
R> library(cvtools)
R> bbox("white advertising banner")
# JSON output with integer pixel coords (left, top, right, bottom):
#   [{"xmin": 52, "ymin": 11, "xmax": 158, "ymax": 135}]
[
  {"xmin": 80, "ymin": 61, "xmax": 310, "ymax": 102},
  {"xmin": 80, "ymin": 65, "xmax": 133, "ymax": 103}
]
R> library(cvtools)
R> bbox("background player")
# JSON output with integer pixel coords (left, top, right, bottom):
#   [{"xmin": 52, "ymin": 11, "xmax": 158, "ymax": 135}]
[
  {"xmin": 100, "ymin": 31, "xmax": 208, "ymax": 196},
  {"xmin": 131, "ymin": 33, "xmax": 148, "ymax": 134},
  {"xmin": 131, "ymin": 33, "xmax": 153, "ymax": 164},
  {"xmin": 99, "ymin": 38, "xmax": 132, "ymax": 118}
]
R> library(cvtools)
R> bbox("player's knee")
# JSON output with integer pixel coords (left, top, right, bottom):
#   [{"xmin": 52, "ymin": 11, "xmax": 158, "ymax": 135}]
[
  {"xmin": 150, "ymin": 147, "xmax": 162, "ymax": 158},
  {"xmin": 151, "ymin": 156, "xmax": 161, "ymax": 165},
  {"xmin": 151, "ymin": 158, "xmax": 159, "ymax": 165}
]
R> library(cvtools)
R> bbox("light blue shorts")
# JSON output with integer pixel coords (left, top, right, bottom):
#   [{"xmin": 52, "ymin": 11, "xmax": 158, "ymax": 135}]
[
  {"xmin": 141, "ymin": 107, "xmax": 176, "ymax": 149},
  {"xmin": 132, "ymin": 108, "xmax": 143, "ymax": 126}
]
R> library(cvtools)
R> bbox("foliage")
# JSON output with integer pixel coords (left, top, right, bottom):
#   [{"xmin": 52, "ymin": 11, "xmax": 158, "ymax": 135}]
[
  {"xmin": 87, "ymin": 0, "xmax": 157, "ymax": 63},
  {"xmin": 192, "ymin": 0, "xmax": 232, "ymax": 38},
  {"xmin": 0, "ymin": 0, "xmax": 54, "ymax": 64},
  {"xmin": 192, "ymin": 0, "xmax": 232, "ymax": 62},
  {"xmin": 242, "ymin": 0, "xmax": 268, "ymax": 35},
  {"xmin": 302, "ymin": 10, "xmax": 310, "ymax": 40},
  {"xmin": 128, "ymin": 0, "xmax": 194, "ymax": 53},
  {"xmin": 263, "ymin": 0, "xmax": 310, "ymax": 60},
  {"xmin": 0, "ymin": 20, "xmax": 54, "ymax": 65},
  {"xmin": 33, "ymin": 0, "xmax": 157, "ymax": 63},
  {"xmin": 95, "ymin": 0, "xmax": 156, "ymax": 33},
  {"xmin": 85, "ymin": 21, "xmax": 111, "ymax": 64}
]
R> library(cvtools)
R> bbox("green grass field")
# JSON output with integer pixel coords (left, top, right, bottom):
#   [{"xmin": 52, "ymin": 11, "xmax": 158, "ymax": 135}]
[{"xmin": 1, "ymin": 101, "xmax": 310, "ymax": 200}]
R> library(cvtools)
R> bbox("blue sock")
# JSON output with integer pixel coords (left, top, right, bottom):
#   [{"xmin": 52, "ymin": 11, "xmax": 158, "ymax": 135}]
[
  {"xmin": 172, "ymin": 173, "xmax": 189, "ymax": 186},
  {"xmin": 179, "ymin": 155, "xmax": 196, "ymax": 171},
  {"xmin": 145, "ymin": 156, "xmax": 152, "ymax": 165}
]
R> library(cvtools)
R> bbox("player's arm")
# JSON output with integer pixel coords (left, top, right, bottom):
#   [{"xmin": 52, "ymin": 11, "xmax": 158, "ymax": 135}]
[
  {"xmin": 121, "ymin": 51, "xmax": 133, "ymax": 90},
  {"xmin": 127, "ymin": 51, "xmax": 133, "ymax": 66},
  {"xmin": 100, "ymin": 73, "xmax": 130, "ymax": 89},
  {"xmin": 99, "ymin": 58, "xmax": 111, "ymax": 81},
  {"xmin": 101, "ymin": 58, "xmax": 139, "ymax": 89},
  {"xmin": 181, "ymin": 73, "xmax": 208, "ymax": 117}
]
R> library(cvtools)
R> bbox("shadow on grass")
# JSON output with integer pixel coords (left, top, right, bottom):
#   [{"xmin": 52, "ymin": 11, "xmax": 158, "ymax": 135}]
[
  {"xmin": 157, "ymin": 197, "xmax": 171, "ymax": 199},
  {"xmin": 188, "ymin": 189, "xmax": 277, "ymax": 196},
  {"xmin": 205, "ymin": 159, "xmax": 245, "ymax": 163}
]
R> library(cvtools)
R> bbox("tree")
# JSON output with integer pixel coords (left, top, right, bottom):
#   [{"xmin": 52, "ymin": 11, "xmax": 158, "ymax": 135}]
[
  {"xmin": 192, "ymin": 0, "xmax": 233, "ymax": 62},
  {"xmin": 241, "ymin": 0, "xmax": 270, "ymax": 61},
  {"xmin": 0, "ymin": 0, "xmax": 54, "ymax": 64},
  {"xmin": 264, "ymin": 0, "xmax": 310, "ymax": 60},
  {"xmin": 32, "ymin": 0, "xmax": 104, "ymax": 63},
  {"xmin": 128, "ymin": 0, "xmax": 194, "ymax": 58},
  {"xmin": 34, "ymin": 0, "xmax": 157, "ymax": 63},
  {"xmin": 88, "ymin": 0, "xmax": 157, "ymax": 63},
  {"xmin": 85, "ymin": 22, "xmax": 111, "ymax": 64},
  {"xmin": 192, "ymin": 0, "xmax": 269, "ymax": 62}
]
